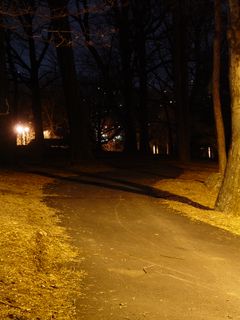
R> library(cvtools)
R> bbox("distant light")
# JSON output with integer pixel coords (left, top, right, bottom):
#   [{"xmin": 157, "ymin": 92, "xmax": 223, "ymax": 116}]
[
  {"xmin": 15, "ymin": 125, "xmax": 30, "ymax": 133},
  {"xmin": 44, "ymin": 130, "xmax": 51, "ymax": 139},
  {"xmin": 15, "ymin": 125, "xmax": 24, "ymax": 134},
  {"xmin": 166, "ymin": 143, "xmax": 169, "ymax": 155},
  {"xmin": 208, "ymin": 146, "xmax": 212, "ymax": 159},
  {"xmin": 15, "ymin": 123, "xmax": 31, "ymax": 145},
  {"xmin": 153, "ymin": 145, "xmax": 159, "ymax": 154}
]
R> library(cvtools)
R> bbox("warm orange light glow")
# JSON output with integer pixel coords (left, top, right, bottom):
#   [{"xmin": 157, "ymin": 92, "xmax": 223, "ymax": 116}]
[{"xmin": 15, "ymin": 123, "xmax": 32, "ymax": 145}]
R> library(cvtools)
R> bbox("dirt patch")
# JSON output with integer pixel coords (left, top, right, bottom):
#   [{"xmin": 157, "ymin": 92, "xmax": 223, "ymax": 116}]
[{"xmin": 0, "ymin": 170, "xmax": 84, "ymax": 320}]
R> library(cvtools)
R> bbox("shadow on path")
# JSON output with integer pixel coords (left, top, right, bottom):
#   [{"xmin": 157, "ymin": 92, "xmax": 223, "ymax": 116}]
[
  {"xmin": 29, "ymin": 169, "xmax": 212, "ymax": 211},
  {"xmin": 103, "ymin": 162, "xmax": 184, "ymax": 179}
]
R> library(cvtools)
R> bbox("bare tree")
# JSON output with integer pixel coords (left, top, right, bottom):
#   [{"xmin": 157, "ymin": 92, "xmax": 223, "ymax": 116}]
[{"xmin": 5, "ymin": 0, "xmax": 52, "ymax": 156}]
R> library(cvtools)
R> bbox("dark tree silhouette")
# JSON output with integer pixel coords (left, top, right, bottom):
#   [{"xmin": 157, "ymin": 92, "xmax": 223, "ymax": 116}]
[
  {"xmin": 132, "ymin": 0, "xmax": 150, "ymax": 154},
  {"xmin": 47, "ymin": 0, "xmax": 92, "ymax": 161},
  {"xmin": 0, "ymin": 15, "xmax": 15, "ymax": 163},
  {"xmin": 112, "ymin": 0, "xmax": 138, "ymax": 153},
  {"xmin": 18, "ymin": 5, "xmax": 46, "ymax": 150},
  {"xmin": 5, "ymin": 0, "xmax": 52, "ymax": 157},
  {"xmin": 172, "ymin": 0, "xmax": 190, "ymax": 162}
]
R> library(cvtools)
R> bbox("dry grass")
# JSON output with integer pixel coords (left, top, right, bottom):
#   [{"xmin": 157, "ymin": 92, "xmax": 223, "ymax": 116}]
[
  {"xmin": 0, "ymin": 171, "xmax": 84, "ymax": 320},
  {"xmin": 154, "ymin": 168, "xmax": 240, "ymax": 236},
  {"xmin": 2, "ymin": 162, "xmax": 239, "ymax": 320}
]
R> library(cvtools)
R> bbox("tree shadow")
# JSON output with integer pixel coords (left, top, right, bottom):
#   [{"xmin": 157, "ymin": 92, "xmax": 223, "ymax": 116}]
[
  {"xmin": 30, "ymin": 170, "xmax": 213, "ymax": 211},
  {"xmin": 103, "ymin": 161, "xmax": 184, "ymax": 179}
]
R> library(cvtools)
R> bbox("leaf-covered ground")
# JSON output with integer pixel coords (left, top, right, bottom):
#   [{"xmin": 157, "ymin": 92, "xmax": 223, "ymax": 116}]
[
  {"xmin": 154, "ymin": 163, "xmax": 240, "ymax": 236},
  {"xmin": 0, "ymin": 170, "xmax": 84, "ymax": 320},
  {"xmin": 1, "ymin": 161, "xmax": 240, "ymax": 320}
]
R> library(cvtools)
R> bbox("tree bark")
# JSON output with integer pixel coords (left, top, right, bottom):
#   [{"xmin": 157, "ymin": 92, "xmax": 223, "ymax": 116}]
[
  {"xmin": 133, "ymin": 0, "xmax": 150, "ymax": 154},
  {"xmin": 48, "ymin": 0, "xmax": 92, "ymax": 161},
  {"xmin": 17, "ymin": 11, "xmax": 45, "ymax": 158},
  {"xmin": 0, "ymin": 18, "xmax": 15, "ymax": 164},
  {"xmin": 213, "ymin": 0, "xmax": 227, "ymax": 175},
  {"xmin": 172, "ymin": 0, "xmax": 190, "ymax": 162},
  {"xmin": 28, "ymin": 33, "xmax": 44, "ymax": 148},
  {"xmin": 215, "ymin": 0, "xmax": 240, "ymax": 212},
  {"xmin": 114, "ymin": 0, "xmax": 137, "ymax": 153}
]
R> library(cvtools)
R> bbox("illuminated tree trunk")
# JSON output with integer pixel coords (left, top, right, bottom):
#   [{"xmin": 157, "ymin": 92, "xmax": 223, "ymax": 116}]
[
  {"xmin": 215, "ymin": 0, "xmax": 240, "ymax": 212},
  {"xmin": 213, "ymin": 0, "xmax": 227, "ymax": 175}
]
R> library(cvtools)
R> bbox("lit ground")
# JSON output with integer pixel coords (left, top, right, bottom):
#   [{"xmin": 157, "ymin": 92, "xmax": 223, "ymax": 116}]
[
  {"xmin": 1, "ymin": 160, "xmax": 240, "ymax": 319},
  {"xmin": 0, "ymin": 170, "xmax": 83, "ymax": 320},
  {"xmin": 43, "ymin": 159, "xmax": 240, "ymax": 319},
  {"xmin": 153, "ymin": 162, "xmax": 240, "ymax": 236}
]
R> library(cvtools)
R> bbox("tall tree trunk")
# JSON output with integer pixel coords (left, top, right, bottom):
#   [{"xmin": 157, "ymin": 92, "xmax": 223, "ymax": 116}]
[
  {"xmin": 213, "ymin": 0, "xmax": 227, "ymax": 175},
  {"xmin": 19, "ymin": 11, "xmax": 45, "ymax": 158},
  {"xmin": 215, "ymin": 0, "xmax": 240, "ymax": 212},
  {"xmin": 172, "ymin": 0, "xmax": 190, "ymax": 162},
  {"xmin": 0, "ymin": 19, "xmax": 15, "ymax": 163},
  {"xmin": 6, "ymin": 34, "xmax": 19, "ymax": 118},
  {"xmin": 138, "ymin": 42, "xmax": 150, "ymax": 154},
  {"xmin": 48, "ymin": 0, "xmax": 92, "ymax": 161},
  {"xmin": 28, "ymin": 35, "xmax": 44, "ymax": 149},
  {"xmin": 134, "ymin": 0, "xmax": 150, "ymax": 154},
  {"xmin": 163, "ymin": 103, "xmax": 174, "ymax": 156},
  {"xmin": 114, "ymin": 1, "xmax": 137, "ymax": 153}
]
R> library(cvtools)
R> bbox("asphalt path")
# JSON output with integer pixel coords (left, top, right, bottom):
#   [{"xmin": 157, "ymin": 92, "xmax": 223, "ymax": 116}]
[{"xmin": 43, "ymin": 169, "xmax": 240, "ymax": 320}]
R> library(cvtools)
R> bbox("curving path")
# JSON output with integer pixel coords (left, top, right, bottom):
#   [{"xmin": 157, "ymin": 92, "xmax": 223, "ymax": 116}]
[{"xmin": 44, "ymin": 169, "xmax": 240, "ymax": 320}]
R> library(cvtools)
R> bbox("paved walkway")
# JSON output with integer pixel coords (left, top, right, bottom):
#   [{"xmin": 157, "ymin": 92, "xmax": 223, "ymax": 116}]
[{"xmin": 44, "ymin": 169, "xmax": 240, "ymax": 320}]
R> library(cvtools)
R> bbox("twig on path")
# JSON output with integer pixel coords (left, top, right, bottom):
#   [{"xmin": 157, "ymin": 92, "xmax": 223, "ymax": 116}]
[{"xmin": 142, "ymin": 264, "xmax": 156, "ymax": 273}]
